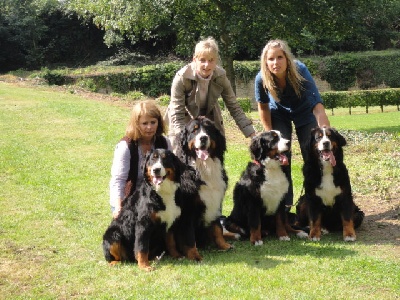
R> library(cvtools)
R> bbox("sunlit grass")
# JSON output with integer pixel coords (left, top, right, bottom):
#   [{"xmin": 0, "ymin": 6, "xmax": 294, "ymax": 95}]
[{"xmin": 0, "ymin": 82, "xmax": 399, "ymax": 299}]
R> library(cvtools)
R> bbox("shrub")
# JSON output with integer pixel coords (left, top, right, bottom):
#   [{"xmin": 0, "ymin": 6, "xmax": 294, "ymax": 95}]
[
  {"xmin": 156, "ymin": 94, "xmax": 171, "ymax": 106},
  {"xmin": 321, "ymin": 88, "xmax": 400, "ymax": 114}
]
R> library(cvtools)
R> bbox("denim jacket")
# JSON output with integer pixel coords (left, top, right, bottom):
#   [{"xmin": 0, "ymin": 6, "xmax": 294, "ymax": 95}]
[{"xmin": 254, "ymin": 60, "xmax": 323, "ymax": 128}]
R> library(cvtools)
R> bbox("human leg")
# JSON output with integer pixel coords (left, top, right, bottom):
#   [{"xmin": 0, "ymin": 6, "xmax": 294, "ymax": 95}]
[{"xmin": 295, "ymin": 121, "xmax": 317, "ymax": 162}]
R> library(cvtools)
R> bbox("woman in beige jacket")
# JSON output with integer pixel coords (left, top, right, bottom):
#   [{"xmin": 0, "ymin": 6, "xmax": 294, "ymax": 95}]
[{"xmin": 165, "ymin": 37, "xmax": 255, "ymax": 148}]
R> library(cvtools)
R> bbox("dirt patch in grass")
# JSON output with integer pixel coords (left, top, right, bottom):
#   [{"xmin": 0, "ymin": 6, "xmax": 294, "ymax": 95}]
[{"xmin": 356, "ymin": 193, "xmax": 400, "ymax": 245}]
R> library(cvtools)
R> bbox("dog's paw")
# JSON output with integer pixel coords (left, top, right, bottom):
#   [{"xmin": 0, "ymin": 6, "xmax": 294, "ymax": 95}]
[
  {"xmin": 321, "ymin": 228, "xmax": 329, "ymax": 235},
  {"xmin": 233, "ymin": 233, "xmax": 241, "ymax": 240},
  {"xmin": 309, "ymin": 236, "xmax": 321, "ymax": 242},
  {"xmin": 296, "ymin": 231, "xmax": 308, "ymax": 239},
  {"xmin": 139, "ymin": 265, "xmax": 155, "ymax": 272},
  {"xmin": 344, "ymin": 235, "xmax": 356, "ymax": 242},
  {"xmin": 218, "ymin": 243, "xmax": 234, "ymax": 251},
  {"xmin": 186, "ymin": 247, "xmax": 203, "ymax": 261},
  {"xmin": 253, "ymin": 240, "xmax": 263, "ymax": 246},
  {"xmin": 279, "ymin": 236, "xmax": 290, "ymax": 241},
  {"xmin": 108, "ymin": 261, "xmax": 120, "ymax": 266}
]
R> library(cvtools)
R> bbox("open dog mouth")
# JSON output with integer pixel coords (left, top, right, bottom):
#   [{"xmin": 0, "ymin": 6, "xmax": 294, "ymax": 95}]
[
  {"xmin": 319, "ymin": 150, "xmax": 336, "ymax": 166},
  {"xmin": 152, "ymin": 175, "xmax": 166, "ymax": 185},
  {"xmin": 275, "ymin": 153, "xmax": 289, "ymax": 166},
  {"xmin": 152, "ymin": 174, "xmax": 167, "ymax": 185},
  {"xmin": 195, "ymin": 148, "xmax": 209, "ymax": 161}
]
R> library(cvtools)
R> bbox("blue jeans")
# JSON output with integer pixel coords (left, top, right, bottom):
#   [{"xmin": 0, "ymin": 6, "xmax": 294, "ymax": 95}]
[{"xmin": 271, "ymin": 116, "xmax": 317, "ymax": 208}]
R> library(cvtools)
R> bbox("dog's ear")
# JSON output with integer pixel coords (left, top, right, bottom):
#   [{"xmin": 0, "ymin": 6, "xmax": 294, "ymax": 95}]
[
  {"xmin": 177, "ymin": 128, "xmax": 187, "ymax": 150},
  {"xmin": 175, "ymin": 127, "xmax": 188, "ymax": 161},
  {"xmin": 310, "ymin": 127, "xmax": 319, "ymax": 137},
  {"xmin": 309, "ymin": 127, "xmax": 320, "ymax": 145},
  {"xmin": 250, "ymin": 135, "xmax": 261, "ymax": 161},
  {"xmin": 214, "ymin": 125, "xmax": 227, "ymax": 159},
  {"xmin": 331, "ymin": 127, "xmax": 347, "ymax": 147},
  {"xmin": 141, "ymin": 149, "xmax": 153, "ymax": 180},
  {"xmin": 170, "ymin": 150, "xmax": 183, "ymax": 179}
]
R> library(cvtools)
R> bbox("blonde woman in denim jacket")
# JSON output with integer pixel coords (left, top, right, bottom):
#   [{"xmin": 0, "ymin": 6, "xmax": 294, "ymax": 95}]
[{"xmin": 255, "ymin": 39, "xmax": 330, "ymax": 209}]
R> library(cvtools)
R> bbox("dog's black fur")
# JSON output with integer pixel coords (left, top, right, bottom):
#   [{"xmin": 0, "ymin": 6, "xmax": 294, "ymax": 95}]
[
  {"xmin": 176, "ymin": 116, "xmax": 233, "ymax": 250},
  {"xmin": 225, "ymin": 131, "xmax": 308, "ymax": 245},
  {"xmin": 102, "ymin": 148, "xmax": 201, "ymax": 271},
  {"xmin": 297, "ymin": 126, "xmax": 363, "ymax": 241}
]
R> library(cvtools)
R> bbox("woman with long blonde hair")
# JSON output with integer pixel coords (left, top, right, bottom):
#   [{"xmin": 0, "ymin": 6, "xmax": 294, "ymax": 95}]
[{"xmin": 255, "ymin": 39, "xmax": 330, "ymax": 209}]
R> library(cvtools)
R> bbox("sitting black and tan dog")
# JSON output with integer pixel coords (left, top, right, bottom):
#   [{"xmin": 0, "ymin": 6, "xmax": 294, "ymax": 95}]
[
  {"xmin": 176, "ymin": 117, "xmax": 233, "ymax": 251},
  {"xmin": 297, "ymin": 126, "xmax": 364, "ymax": 241},
  {"xmin": 225, "ymin": 131, "xmax": 308, "ymax": 245},
  {"xmin": 102, "ymin": 148, "xmax": 201, "ymax": 271}
]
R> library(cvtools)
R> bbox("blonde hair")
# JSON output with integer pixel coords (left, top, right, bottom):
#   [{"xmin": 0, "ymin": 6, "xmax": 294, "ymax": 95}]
[
  {"xmin": 125, "ymin": 100, "xmax": 166, "ymax": 140},
  {"xmin": 194, "ymin": 37, "xmax": 220, "ymax": 61},
  {"xmin": 260, "ymin": 39, "xmax": 304, "ymax": 102}
]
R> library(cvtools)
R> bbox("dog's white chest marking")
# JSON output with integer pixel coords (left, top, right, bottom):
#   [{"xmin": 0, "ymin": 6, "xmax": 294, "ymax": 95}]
[
  {"xmin": 196, "ymin": 158, "xmax": 226, "ymax": 225},
  {"xmin": 315, "ymin": 163, "xmax": 341, "ymax": 207},
  {"xmin": 260, "ymin": 161, "xmax": 289, "ymax": 215},
  {"xmin": 156, "ymin": 179, "xmax": 181, "ymax": 229}
]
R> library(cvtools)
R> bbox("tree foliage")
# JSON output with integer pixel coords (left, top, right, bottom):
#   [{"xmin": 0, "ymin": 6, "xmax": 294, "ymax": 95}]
[
  {"xmin": 63, "ymin": 0, "xmax": 399, "ymax": 91},
  {"xmin": 0, "ymin": 0, "xmax": 112, "ymax": 71},
  {"xmin": 1, "ymin": 0, "xmax": 399, "ymax": 75}
]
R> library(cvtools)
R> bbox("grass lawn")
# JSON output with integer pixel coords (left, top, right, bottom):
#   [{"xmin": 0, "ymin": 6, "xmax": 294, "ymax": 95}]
[{"xmin": 0, "ymin": 81, "xmax": 399, "ymax": 299}]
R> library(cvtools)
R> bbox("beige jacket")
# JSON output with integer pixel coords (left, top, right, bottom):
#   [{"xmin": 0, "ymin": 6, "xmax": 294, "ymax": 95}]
[{"xmin": 165, "ymin": 62, "xmax": 255, "ymax": 139}]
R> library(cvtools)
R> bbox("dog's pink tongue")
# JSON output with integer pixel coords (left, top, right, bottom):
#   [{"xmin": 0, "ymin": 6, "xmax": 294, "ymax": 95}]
[
  {"xmin": 153, "ymin": 176, "xmax": 163, "ymax": 185},
  {"xmin": 279, "ymin": 154, "xmax": 289, "ymax": 166},
  {"xmin": 322, "ymin": 151, "xmax": 336, "ymax": 166},
  {"xmin": 329, "ymin": 152, "xmax": 336, "ymax": 166},
  {"xmin": 196, "ymin": 149, "xmax": 209, "ymax": 160}
]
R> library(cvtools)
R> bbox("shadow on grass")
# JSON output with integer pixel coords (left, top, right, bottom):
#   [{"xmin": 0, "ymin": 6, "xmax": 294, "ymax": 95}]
[
  {"xmin": 161, "ymin": 235, "xmax": 358, "ymax": 271},
  {"xmin": 356, "ymin": 208, "xmax": 400, "ymax": 246},
  {"xmin": 157, "ymin": 207, "xmax": 398, "ymax": 270}
]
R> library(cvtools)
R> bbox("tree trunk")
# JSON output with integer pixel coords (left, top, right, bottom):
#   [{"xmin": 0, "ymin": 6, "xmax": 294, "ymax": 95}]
[{"xmin": 219, "ymin": 33, "xmax": 236, "ymax": 95}]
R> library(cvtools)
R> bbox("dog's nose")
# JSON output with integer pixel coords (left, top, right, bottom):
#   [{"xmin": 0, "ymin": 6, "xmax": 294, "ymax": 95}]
[
  {"xmin": 323, "ymin": 141, "xmax": 330, "ymax": 149},
  {"xmin": 200, "ymin": 135, "xmax": 208, "ymax": 144},
  {"xmin": 152, "ymin": 167, "xmax": 161, "ymax": 175}
]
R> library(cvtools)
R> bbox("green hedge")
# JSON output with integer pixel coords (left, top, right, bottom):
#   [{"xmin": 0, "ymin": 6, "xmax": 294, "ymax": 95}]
[
  {"xmin": 70, "ymin": 62, "xmax": 184, "ymax": 97},
  {"xmin": 233, "ymin": 50, "xmax": 400, "ymax": 91},
  {"xmin": 321, "ymin": 88, "xmax": 400, "ymax": 114},
  {"xmin": 42, "ymin": 50, "xmax": 400, "ymax": 100},
  {"xmin": 157, "ymin": 95, "xmax": 252, "ymax": 113}
]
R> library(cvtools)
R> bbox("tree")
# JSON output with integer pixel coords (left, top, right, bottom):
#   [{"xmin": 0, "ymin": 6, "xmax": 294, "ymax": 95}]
[
  {"xmin": 0, "ymin": 0, "xmax": 112, "ymax": 71},
  {"xmin": 0, "ymin": 0, "xmax": 55, "ymax": 69},
  {"xmin": 11, "ymin": 0, "xmax": 400, "ymax": 85},
  {"xmin": 61, "ymin": 1, "xmax": 400, "ymax": 91},
  {"xmin": 64, "ymin": 0, "xmax": 275, "ymax": 91}
]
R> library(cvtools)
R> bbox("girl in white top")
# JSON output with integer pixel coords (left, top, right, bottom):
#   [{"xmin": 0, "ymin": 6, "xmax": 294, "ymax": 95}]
[{"xmin": 109, "ymin": 100, "xmax": 171, "ymax": 219}]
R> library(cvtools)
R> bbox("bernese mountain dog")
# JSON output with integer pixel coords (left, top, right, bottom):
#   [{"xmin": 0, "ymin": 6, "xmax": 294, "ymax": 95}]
[
  {"xmin": 102, "ymin": 148, "xmax": 201, "ymax": 271},
  {"xmin": 297, "ymin": 126, "xmax": 364, "ymax": 241},
  {"xmin": 176, "ymin": 116, "xmax": 233, "ymax": 250},
  {"xmin": 225, "ymin": 131, "xmax": 308, "ymax": 245}
]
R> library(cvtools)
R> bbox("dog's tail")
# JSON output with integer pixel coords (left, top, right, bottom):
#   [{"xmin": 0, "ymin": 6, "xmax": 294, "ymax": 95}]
[
  {"xmin": 353, "ymin": 205, "xmax": 365, "ymax": 229},
  {"xmin": 102, "ymin": 227, "xmax": 129, "ymax": 263}
]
